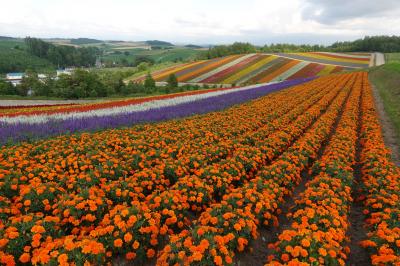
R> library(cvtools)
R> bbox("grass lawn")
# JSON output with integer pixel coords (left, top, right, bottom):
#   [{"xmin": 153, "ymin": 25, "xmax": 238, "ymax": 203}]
[
  {"xmin": 101, "ymin": 47, "xmax": 201, "ymax": 65},
  {"xmin": 385, "ymin": 53, "xmax": 400, "ymax": 63},
  {"xmin": 369, "ymin": 62, "xmax": 400, "ymax": 153}
]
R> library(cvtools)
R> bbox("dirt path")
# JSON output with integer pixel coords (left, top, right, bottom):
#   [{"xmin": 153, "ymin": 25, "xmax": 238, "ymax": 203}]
[
  {"xmin": 0, "ymin": 99, "xmax": 103, "ymax": 106},
  {"xmin": 347, "ymin": 88, "xmax": 371, "ymax": 265},
  {"xmin": 374, "ymin": 52, "xmax": 385, "ymax": 66},
  {"xmin": 370, "ymin": 82, "xmax": 400, "ymax": 166},
  {"xmin": 369, "ymin": 53, "xmax": 375, "ymax": 67}
]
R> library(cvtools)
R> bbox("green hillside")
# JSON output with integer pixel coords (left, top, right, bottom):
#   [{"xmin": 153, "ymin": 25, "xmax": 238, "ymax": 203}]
[{"xmin": 0, "ymin": 39, "xmax": 54, "ymax": 73}]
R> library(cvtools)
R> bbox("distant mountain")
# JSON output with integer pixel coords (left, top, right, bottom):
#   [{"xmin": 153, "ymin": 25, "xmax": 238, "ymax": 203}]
[
  {"xmin": 0, "ymin": 36, "xmax": 18, "ymax": 41},
  {"xmin": 70, "ymin": 38, "xmax": 103, "ymax": 45},
  {"xmin": 146, "ymin": 40, "xmax": 174, "ymax": 46},
  {"xmin": 185, "ymin": 44, "xmax": 203, "ymax": 49}
]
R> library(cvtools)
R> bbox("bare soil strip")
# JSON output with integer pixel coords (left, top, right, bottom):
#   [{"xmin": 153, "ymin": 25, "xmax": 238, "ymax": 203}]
[{"xmin": 346, "ymin": 83, "xmax": 371, "ymax": 266}]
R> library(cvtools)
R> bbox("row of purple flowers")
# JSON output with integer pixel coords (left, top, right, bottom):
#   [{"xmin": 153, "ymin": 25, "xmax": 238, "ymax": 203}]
[{"xmin": 0, "ymin": 78, "xmax": 314, "ymax": 145}]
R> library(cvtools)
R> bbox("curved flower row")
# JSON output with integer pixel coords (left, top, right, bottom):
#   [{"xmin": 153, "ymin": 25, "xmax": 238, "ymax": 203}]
[
  {"xmin": 133, "ymin": 74, "xmax": 349, "ymax": 238},
  {"xmin": 0, "ymin": 84, "xmax": 254, "ymax": 121},
  {"xmin": 265, "ymin": 71, "xmax": 362, "ymax": 266},
  {"xmin": 0, "ymin": 103, "xmax": 78, "ymax": 114},
  {"xmin": 0, "ymin": 76, "xmax": 336, "ymax": 265},
  {"xmin": 133, "ymin": 53, "xmax": 359, "ymax": 86},
  {"xmin": 358, "ymin": 76, "xmax": 400, "ymax": 265},
  {"xmin": 132, "ymin": 77, "xmax": 337, "ymax": 200},
  {"xmin": 155, "ymin": 73, "xmax": 358, "ymax": 265},
  {"xmin": 0, "ymin": 78, "xmax": 313, "ymax": 144}
]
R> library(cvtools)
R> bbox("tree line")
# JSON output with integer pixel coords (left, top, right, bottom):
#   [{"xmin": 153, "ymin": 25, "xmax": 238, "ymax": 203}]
[
  {"xmin": 200, "ymin": 36, "xmax": 400, "ymax": 59},
  {"xmin": 0, "ymin": 69, "xmax": 209, "ymax": 99},
  {"xmin": 25, "ymin": 37, "xmax": 100, "ymax": 67}
]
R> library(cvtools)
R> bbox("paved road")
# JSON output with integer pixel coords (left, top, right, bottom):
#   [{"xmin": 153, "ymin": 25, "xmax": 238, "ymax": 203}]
[
  {"xmin": 375, "ymin": 52, "xmax": 385, "ymax": 66},
  {"xmin": 0, "ymin": 99, "xmax": 103, "ymax": 107}
]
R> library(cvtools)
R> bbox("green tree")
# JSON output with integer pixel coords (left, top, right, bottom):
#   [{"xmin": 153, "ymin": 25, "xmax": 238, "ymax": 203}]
[
  {"xmin": 0, "ymin": 80, "xmax": 17, "ymax": 95},
  {"xmin": 166, "ymin": 73, "xmax": 178, "ymax": 90},
  {"xmin": 18, "ymin": 70, "xmax": 41, "ymax": 96},
  {"xmin": 144, "ymin": 72, "xmax": 156, "ymax": 93},
  {"xmin": 35, "ymin": 76, "xmax": 54, "ymax": 96},
  {"xmin": 137, "ymin": 62, "xmax": 149, "ymax": 72}
]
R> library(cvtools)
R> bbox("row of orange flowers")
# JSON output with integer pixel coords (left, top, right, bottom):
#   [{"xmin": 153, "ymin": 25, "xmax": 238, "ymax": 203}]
[
  {"xmin": 156, "ymin": 73, "xmax": 358, "ymax": 265},
  {"xmin": 358, "ymin": 77, "xmax": 400, "ymax": 265},
  {"xmin": 141, "ymin": 74, "xmax": 350, "ymax": 239},
  {"xmin": 0, "ymin": 75, "xmax": 348, "ymax": 265},
  {"xmin": 265, "ymin": 71, "xmax": 362, "ymax": 265},
  {"xmin": 128, "ymin": 80, "xmax": 326, "ymax": 198}
]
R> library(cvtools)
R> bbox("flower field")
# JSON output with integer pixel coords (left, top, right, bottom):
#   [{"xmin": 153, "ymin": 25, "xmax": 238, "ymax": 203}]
[
  {"xmin": 0, "ymin": 71, "xmax": 399, "ymax": 266},
  {"xmin": 131, "ymin": 52, "xmax": 371, "ymax": 86}
]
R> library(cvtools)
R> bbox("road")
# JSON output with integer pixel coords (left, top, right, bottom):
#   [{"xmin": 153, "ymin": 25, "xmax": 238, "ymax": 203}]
[
  {"xmin": 374, "ymin": 52, "xmax": 385, "ymax": 66},
  {"xmin": 0, "ymin": 99, "xmax": 103, "ymax": 106}
]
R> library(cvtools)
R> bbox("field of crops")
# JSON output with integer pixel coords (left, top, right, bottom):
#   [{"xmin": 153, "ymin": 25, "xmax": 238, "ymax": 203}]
[
  {"xmin": 0, "ymin": 70, "xmax": 399, "ymax": 266},
  {"xmin": 132, "ymin": 52, "xmax": 371, "ymax": 85}
]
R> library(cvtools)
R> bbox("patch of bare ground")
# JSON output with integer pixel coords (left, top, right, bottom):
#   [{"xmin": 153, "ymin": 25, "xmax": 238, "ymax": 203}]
[
  {"xmin": 370, "ymin": 81, "xmax": 400, "ymax": 166},
  {"xmin": 347, "ymin": 87, "xmax": 371, "ymax": 266}
]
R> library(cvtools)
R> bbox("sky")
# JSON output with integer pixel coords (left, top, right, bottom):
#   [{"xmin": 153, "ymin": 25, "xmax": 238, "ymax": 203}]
[{"xmin": 1, "ymin": 0, "xmax": 400, "ymax": 45}]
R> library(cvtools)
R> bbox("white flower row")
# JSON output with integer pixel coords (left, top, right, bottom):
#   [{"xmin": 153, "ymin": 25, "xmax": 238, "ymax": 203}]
[
  {"xmin": 190, "ymin": 54, "xmax": 257, "ymax": 83},
  {"xmin": 317, "ymin": 51, "xmax": 371, "ymax": 59},
  {"xmin": 1, "ymin": 83, "xmax": 269, "ymax": 125}
]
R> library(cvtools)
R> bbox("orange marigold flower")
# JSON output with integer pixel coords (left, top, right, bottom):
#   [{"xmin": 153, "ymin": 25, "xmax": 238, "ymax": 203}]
[
  {"xmin": 225, "ymin": 255, "xmax": 233, "ymax": 264},
  {"xmin": 114, "ymin": 239, "xmax": 123, "ymax": 248},
  {"xmin": 147, "ymin": 249, "xmax": 155, "ymax": 258},
  {"xmin": 132, "ymin": 240, "xmax": 140, "ymax": 250},
  {"xmin": 126, "ymin": 252, "xmax": 136, "ymax": 260},
  {"xmin": 0, "ymin": 239, "xmax": 9, "ymax": 248},
  {"xmin": 328, "ymin": 250, "xmax": 337, "ymax": 258},
  {"xmin": 318, "ymin": 248, "xmax": 327, "ymax": 257},
  {"xmin": 281, "ymin": 253, "xmax": 290, "ymax": 262},
  {"xmin": 233, "ymin": 223, "xmax": 241, "ymax": 231},
  {"xmin": 300, "ymin": 248, "xmax": 308, "ymax": 257},
  {"xmin": 19, "ymin": 253, "xmax": 31, "ymax": 263},
  {"xmin": 8, "ymin": 231, "xmax": 19, "ymax": 239},
  {"xmin": 301, "ymin": 239, "xmax": 310, "ymax": 248},
  {"xmin": 124, "ymin": 233, "xmax": 132, "ymax": 243},
  {"xmin": 197, "ymin": 228, "xmax": 205, "ymax": 236},
  {"xmin": 214, "ymin": 255, "xmax": 223, "ymax": 266},
  {"xmin": 57, "ymin": 254, "xmax": 68, "ymax": 265},
  {"xmin": 31, "ymin": 225, "xmax": 45, "ymax": 234},
  {"xmin": 192, "ymin": 252, "xmax": 203, "ymax": 261}
]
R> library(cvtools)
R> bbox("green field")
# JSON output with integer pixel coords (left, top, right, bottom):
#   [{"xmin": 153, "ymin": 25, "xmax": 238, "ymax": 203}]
[
  {"xmin": 369, "ymin": 62, "xmax": 400, "ymax": 152},
  {"xmin": 0, "ymin": 37, "xmax": 202, "ymax": 73},
  {"xmin": 385, "ymin": 53, "xmax": 400, "ymax": 63},
  {"xmin": 0, "ymin": 39, "xmax": 54, "ymax": 73},
  {"xmin": 101, "ymin": 47, "xmax": 201, "ymax": 65}
]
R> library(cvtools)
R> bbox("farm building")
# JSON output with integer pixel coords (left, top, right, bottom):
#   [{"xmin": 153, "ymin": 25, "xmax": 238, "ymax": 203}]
[{"xmin": 5, "ymin": 72, "xmax": 48, "ymax": 86}]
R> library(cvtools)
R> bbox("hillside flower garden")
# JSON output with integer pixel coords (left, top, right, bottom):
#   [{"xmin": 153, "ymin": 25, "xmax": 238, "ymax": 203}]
[{"xmin": 0, "ymin": 71, "xmax": 399, "ymax": 265}]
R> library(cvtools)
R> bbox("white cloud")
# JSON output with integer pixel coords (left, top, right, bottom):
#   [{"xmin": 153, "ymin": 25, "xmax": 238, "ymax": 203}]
[{"xmin": 0, "ymin": 0, "xmax": 400, "ymax": 44}]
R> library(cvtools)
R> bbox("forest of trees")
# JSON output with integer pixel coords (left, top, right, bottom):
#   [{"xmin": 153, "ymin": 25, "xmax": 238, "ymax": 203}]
[
  {"xmin": 24, "ymin": 37, "xmax": 100, "ymax": 67},
  {"xmin": 199, "ymin": 42, "xmax": 257, "ymax": 59},
  {"xmin": 201, "ymin": 36, "xmax": 400, "ymax": 58},
  {"xmin": 330, "ymin": 36, "xmax": 400, "ymax": 53},
  {"xmin": 0, "ymin": 70, "xmax": 207, "ymax": 99}
]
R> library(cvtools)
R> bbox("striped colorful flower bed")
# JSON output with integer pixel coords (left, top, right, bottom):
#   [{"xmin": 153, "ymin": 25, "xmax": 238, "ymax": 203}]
[
  {"xmin": 0, "ymin": 78, "xmax": 313, "ymax": 144},
  {"xmin": 130, "ymin": 52, "xmax": 365, "ymax": 86}
]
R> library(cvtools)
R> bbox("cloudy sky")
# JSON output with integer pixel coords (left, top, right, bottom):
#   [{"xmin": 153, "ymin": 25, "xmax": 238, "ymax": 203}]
[{"xmin": 1, "ymin": 0, "xmax": 400, "ymax": 45}]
